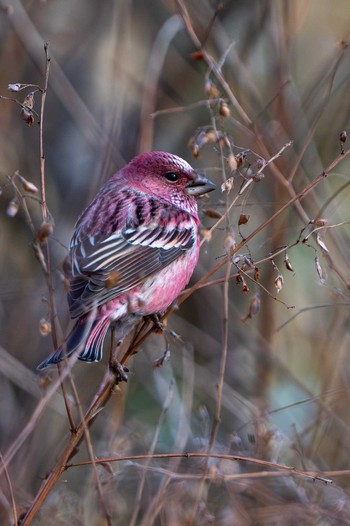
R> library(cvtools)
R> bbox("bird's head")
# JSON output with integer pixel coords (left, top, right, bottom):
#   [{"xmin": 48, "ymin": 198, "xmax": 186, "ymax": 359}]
[{"xmin": 121, "ymin": 151, "xmax": 215, "ymax": 214}]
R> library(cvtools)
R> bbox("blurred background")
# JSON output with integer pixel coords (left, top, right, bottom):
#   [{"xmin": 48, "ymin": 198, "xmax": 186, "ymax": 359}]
[{"xmin": 1, "ymin": 0, "xmax": 350, "ymax": 524}]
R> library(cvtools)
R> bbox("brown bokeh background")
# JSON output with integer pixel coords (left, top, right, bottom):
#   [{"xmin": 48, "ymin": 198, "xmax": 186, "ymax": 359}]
[{"xmin": 1, "ymin": 1, "xmax": 350, "ymax": 524}]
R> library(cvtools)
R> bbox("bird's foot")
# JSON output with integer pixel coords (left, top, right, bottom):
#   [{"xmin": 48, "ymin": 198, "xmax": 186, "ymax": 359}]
[
  {"xmin": 148, "ymin": 314, "xmax": 165, "ymax": 333},
  {"xmin": 109, "ymin": 358, "xmax": 129, "ymax": 383}
]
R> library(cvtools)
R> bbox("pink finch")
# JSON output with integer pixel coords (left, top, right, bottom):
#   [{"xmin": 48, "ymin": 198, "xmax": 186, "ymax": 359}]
[{"xmin": 37, "ymin": 151, "xmax": 215, "ymax": 370}]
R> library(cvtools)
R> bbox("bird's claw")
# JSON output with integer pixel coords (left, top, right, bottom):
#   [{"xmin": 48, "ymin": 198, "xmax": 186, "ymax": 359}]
[{"xmin": 110, "ymin": 359, "xmax": 129, "ymax": 382}]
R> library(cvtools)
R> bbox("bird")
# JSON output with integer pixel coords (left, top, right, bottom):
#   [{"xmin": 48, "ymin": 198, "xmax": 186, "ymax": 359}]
[{"xmin": 37, "ymin": 151, "xmax": 215, "ymax": 370}]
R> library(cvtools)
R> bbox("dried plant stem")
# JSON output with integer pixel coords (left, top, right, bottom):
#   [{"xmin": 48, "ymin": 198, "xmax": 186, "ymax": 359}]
[
  {"xmin": 67, "ymin": 451, "xmax": 333, "ymax": 484},
  {"xmin": 181, "ymin": 147, "xmax": 350, "ymax": 306},
  {"xmin": 0, "ymin": 452, "xmax": 17, "ymax": 525},
  {"xmin": 20, "ymin": 369, "xmax": 116, "ymax": 525},
  {"xmin": 129, "ymin": 382, "xmax": 174, "ymax": 526},
  {"xmin": 139, "ymin": 14, "xmax": 183, "ymax": 152},
  {"xmin": 176, "ymin": 0, "xmax": 252, "ymax": 126},
  {"xmin": 39, "ymin": 42, "xmax": 50, "ymax": 222}
]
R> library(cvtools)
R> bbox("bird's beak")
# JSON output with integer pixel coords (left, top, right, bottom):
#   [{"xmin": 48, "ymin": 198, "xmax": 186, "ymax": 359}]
[{"xmin": 186, "ymin": 172, "xmax": 216, "ymax": 197}]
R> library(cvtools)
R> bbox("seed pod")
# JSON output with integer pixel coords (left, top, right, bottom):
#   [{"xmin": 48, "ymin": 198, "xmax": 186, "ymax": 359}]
[
  {"xmin": 315, "ymin": 256, "xmax": 325, "ymax": 283},
  {"xmin": 256, "ymin": 158, "xmax": 265, "ymax": 169},
  {"xmin": 316, "ymin": 232, "xmax": 330, "ymax": 255},
  {"xmin": 254, "ymin": 267, "xmax": 260, "ymax": 281},
  {"xmin": 200, "ymin": 227, "xmax": 212, "ymax": 242},
  {"xmin": 19, "ymin": 176, "xmax": 39, "ymax": 194},
  {"xmin": 204, "ymin": 79, "xmax": 219, "ymax": 98},
  {"xmin": 227, "ymin": 153, "xmax": 238, "ymax": 172},
  {"xmin": 310, "ymin": 218, "xmax": 328, "ymax": 227},
  {"xmin": 39, "ymin": 319, "xmax": 51, "ymax": 336},
  {"xmin": 21, "ymin": 92, "xmax": 35, "ymax": 126},
  {"xmin": 6, "ymin": 198, "xmax": 19, "ymax": 217},
  {"xmin": 284, "ymin": 253, "xmax": 294, "ymax": 272},
  {"xmin": 221, "ymin": 177, "xmax": 234, "ymax": 193},
  {"xmin": 8, "ymin": 83, "xmax": 21, "ymax": 92},
  {"xmin": 238, "ymin": 214, "xmax": 249, "ymax": 226},
  {"xmin": 153, "ymin": 347, "xmax": 171, "ymax": 368},
  {"xmin": 196, "ymin": 129, "xmax": 217, "ymax": 149},
  {"xmin": 253, "ymin": 172, "xmax": 265, "ymax": 182},
  {"xmin": 274, "ymin": 274, "xmax": 284, "ymax": 293},
  {"xmin": 241, "ymin": 277, "xmax": 249, "ymax": 293},
  {"xmin": 224, "ymin": 233, "xmax": 236, "ymax": 253},
  {"xmin": 204, "ymin": 209, "xmax": 222, "ymax": 219},
  {"xmin": 235, "ymin": 151, "xmax": 247, "ymax": 168},
  {"xmin": 37, "ymin": 222, "xmax": 54, "ymax": 243},
  {"xmin": 339, "ymin": 130, "xmax": 347, "ymax": 143},
  {"xmin": 219, "ymin": 99, "xmax": 230, "ymax": 118}
]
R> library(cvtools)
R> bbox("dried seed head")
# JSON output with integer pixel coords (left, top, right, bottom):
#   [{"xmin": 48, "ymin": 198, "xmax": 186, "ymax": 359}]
[
  {"xmin": 23, "ymin": 91, "xmax": 35, "ymax": 109},
  {"xmin": 227, "ymin": 153, "xmax": 238, "ymax": 172},
  {"xmin": 253, "ymin": 172, "xmax": 265, "ymax": 182},
  {"xmin": 221, "ymin": 177, "xmax": 234, "ymax": 193},
  {"xmin": 274, "ymin": 274, "xmax": 284, "ymax": 293},
  {"xmin": 316, "ymin": 232, "xmax": 330, "ymax": 255},
  {"xmin": 153, "ymin": 347, "xmax": 171, "ymax": 368},
  {"xmin": 241, "ymin": 277, "xmax": 249, "ymax": 294},
  {"xmin": 204, "ymin": 78, "xmax": 219, "ymax": 98},
  {"xmin": 21, "ymin": 91, "xmax": 35, "ymax": 126},
  {"xmin": 21, "ymin": 108, "xmax": 35, "ymax": 126},
  {"xmin": 204, "ymin": 209, "xmax": 222, "ymax": 219},
  {"xmin": 310, "ymin": 218, "xmax": 328, "ymax": 227},
  {"xmin": 18, "ymin": 174, "xmax": 39, "ymax": 194},
  {"xmin": 284, "ymin": 253, "xmax": 294, "ymax": 272},
  {"xmin": 194, "ymin": 129, "xmax": 217, "ymax": 151},
  {"xmin": 190, "ymin": 140, "xmax": 200, "ymax": 159},
  {"xmin": 204, "ymin": 129, "xmax": 218, "ymax": 144},
  {"xmin": 8, "ymin": 83, "xmax": 21, "ymax": 92},
  {"xmin": 235, "ymin": 151, "xmax": 247, "ymax": 168},
  {"xmin": 219, "ymin": 99, "xmax": 230, "ymax": 118},
  {"xmin": 238, "ymin": 214, "xmax": 250, "ymax": 226},
  {"xmin": 6, "ymin": 198, "xmax": 19, "ymax": 217},
  {"xmin": 254, "ymin": 267, "xmax": 260, "ymax": 281},
  {"xmin": 37, "ymin": 222, "xmax": 54, "ymax": 243},
  {"xmin": 315, "ymin": 256, "xmax": 326, "ymax": 283},
  {"xmin": 39, "ymin": 319, "xmax": 51, "ymax": 336},
  {"xmin": 256, "ymin": 158, "xmax": 265, "ymax": 169},
  {"xmin": 200, "ymin": 227, "xmax": 212, "ymax": 242},
  {"xmin": 224, "ymin": 232, "xmax": 236, "ymax": 253},
  {"xmin": 339, "ymin": 130, "xmax": 347, "ymax": 143}
]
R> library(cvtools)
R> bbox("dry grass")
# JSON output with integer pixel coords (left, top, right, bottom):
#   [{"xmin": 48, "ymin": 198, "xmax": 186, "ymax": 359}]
[{"xmin": 1, "ymin": 1, "xmax": 350, "ymax": 524}]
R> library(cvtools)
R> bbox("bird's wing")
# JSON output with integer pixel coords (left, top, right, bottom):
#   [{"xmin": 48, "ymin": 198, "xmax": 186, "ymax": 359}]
[{"xmin": 67, "ymin": 191, "xmax": 197, "ymax": 318}]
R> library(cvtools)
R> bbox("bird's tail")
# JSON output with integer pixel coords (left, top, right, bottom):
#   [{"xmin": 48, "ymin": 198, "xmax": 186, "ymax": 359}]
[{"xmin": 37, "ymin": 314, "xmax": 110, "ymax": 370}]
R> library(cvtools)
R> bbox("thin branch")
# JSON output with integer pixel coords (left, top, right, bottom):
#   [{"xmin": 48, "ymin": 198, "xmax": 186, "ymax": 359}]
[
  {"xmin": 129, "ymin": 382, "xmax": 174, "ymax": 526},
  {"xmin": 0, "ymin": 451, "xmax": 17, "ymax": 525},
  {"xmin": 67, "ymin": 451, "xmax": 333, "ymax": 485}
]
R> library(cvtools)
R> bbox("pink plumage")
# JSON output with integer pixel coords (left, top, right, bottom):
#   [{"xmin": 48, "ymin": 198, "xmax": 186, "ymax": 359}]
[{"xmin": 38, "ymin": 151, "xmax": 215, "ymax": 369}]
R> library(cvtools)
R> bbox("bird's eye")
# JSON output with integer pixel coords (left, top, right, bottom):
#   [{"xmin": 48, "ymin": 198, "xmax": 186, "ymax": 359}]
[{"xmin": 164, "ymin": 172, "xmax": 179, "ymax": 183}]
